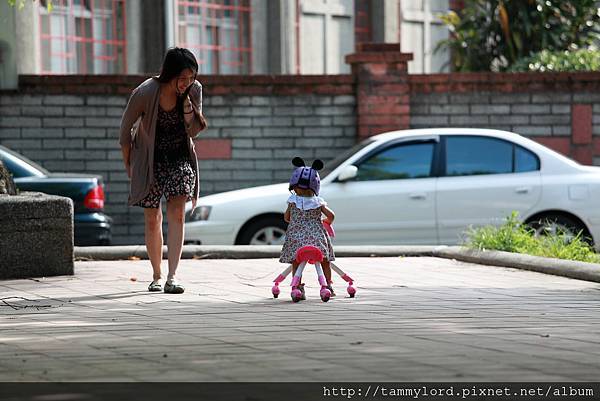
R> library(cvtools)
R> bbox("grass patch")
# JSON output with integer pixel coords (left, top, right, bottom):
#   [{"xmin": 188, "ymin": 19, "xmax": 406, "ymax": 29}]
[{"xmin": 464, "ymin": 212, "xmax": 600, "ymax": 264}]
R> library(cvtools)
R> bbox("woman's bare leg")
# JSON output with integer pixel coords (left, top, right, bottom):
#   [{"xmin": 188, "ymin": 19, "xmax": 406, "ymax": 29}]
[
  {"xmin": 166, "ymin": 195, "xmax": 187, "ymax": 280},
  {"xmin": 144, "ymin": 207, "xmax": 163, "ymax": 281}
]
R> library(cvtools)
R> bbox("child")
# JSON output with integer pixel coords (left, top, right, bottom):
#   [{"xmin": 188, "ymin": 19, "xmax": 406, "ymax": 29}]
[{"xmin": 279, "ymin": 157, "xmax": 336, "ymax": 299}]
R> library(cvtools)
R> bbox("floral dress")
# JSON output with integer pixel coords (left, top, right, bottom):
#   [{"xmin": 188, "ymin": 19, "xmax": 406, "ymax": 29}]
[
  {"xmin": 279, "ymin": 194, "xmax": 335, "ymax": 263},
  {"xmin": 133, "ymin": 105, "xmax": 196, "ymax": 208}
]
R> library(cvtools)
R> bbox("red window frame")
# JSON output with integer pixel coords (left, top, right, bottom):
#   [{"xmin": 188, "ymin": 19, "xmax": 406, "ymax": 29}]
[
  {"xmin": 38, "ymin": 0, "xmax": 127, "ymax": 74},
  {"xmin": 176, "ymin": 0, "xmax": 252, "ymax": 75}
]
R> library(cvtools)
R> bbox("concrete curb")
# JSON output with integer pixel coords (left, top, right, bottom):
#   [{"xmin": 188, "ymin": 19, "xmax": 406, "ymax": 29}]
[
  {"xmin": 436, "ymin": 246, "xmax": 600, "ymax": 284},
  {"xmin": 74, "ymin": 245, "xmax": 439, "ymax": 261},
  {"xmin": 73, "ymin": 245, "xmax": 600, "ymax": 284}
]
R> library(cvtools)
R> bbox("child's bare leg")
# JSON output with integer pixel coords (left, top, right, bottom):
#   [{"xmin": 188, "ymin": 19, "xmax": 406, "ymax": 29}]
[
  {"xmin": 291, "ymin": 261, "xmax": 306, "ymax": 299},
  {"xmin": 291, "ymin": 261, "xmax": 299, "ymax": 277},
  {"xmin": 322, "ymin": 260, "xmax": 332, "ymax": 284},
  {"xmin": 322, "ymin": 260, "xmax": 335, "ymax": 296}
]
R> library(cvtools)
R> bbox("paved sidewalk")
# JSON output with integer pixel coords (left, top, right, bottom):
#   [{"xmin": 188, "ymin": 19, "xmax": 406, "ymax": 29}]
[{"xmin": 0, "ymin": 257, "xmax": 599, "ymax": 382}]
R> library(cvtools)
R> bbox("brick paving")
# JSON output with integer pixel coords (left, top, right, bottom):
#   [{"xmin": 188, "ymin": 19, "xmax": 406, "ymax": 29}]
[{"xmin": 0, "ymin": 257, "xmax": 599, "ymax": 382}]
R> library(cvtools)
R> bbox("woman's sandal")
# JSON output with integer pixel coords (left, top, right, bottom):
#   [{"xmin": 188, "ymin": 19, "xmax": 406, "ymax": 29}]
[
  {"xmin": 148, "ymin": 280, "xmax": 162, "ymax": 292},
  {"xmin": 164, "ymin": 280, "xmax": 185, "ymax": 294}
]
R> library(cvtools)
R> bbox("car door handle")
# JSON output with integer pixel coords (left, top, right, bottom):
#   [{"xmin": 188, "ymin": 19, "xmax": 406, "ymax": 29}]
[
  {"xmin": 515, "ymin": 187, "xmax": 531, "ymax": 194},
  {"xmin": 409, "ymin": 193, "xmax": 427, "ymax": 200}
]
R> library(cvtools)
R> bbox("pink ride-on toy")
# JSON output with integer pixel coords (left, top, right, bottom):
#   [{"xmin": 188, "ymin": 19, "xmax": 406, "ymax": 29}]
[{"xmin": 271, "ymin": 222, "xmax": 357, "ymax": 301}]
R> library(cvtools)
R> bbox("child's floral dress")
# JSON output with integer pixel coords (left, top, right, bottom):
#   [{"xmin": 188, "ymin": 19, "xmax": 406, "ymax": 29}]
[{"xmin": 279, "ymin": 194, "xmax": 335, "ymax": 263}]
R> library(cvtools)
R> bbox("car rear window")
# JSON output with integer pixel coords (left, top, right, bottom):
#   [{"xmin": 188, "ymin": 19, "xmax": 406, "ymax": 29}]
[
  {"xmin": 0, "ymin": 148, "xmax": 48, "ymax": 178},
  {"xmin": 515, "ymin": 145, "xmax": 540, "ymax": 172},
  {"xmin": 445, "ymin": 136, "xmax": 540, "ymax": 176}
]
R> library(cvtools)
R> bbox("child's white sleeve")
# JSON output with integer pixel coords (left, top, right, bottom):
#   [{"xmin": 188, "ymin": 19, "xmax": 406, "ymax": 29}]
[{"xmin": 318, "ymin": 197, "xmax": 328, "ymax": 206}]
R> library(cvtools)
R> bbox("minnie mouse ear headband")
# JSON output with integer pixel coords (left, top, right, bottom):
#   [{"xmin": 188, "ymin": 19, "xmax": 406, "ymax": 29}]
[{"xmin": 289, "ymin": 157, "xmax": 323, "ymax": 196}]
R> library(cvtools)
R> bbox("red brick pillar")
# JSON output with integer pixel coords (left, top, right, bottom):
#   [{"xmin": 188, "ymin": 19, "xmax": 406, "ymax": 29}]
[
  {"xmin": 345, "ymin": 43, "xmax": 413, "ymax": 140},
  {"xmin": 572, "ymin": 104, "xmax": 593, "ymax": 165}
]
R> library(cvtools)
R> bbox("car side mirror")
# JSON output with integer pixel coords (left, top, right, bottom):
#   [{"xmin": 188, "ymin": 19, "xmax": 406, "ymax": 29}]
[{"xmin": 337, "ymin": 165, "xmax": 358, "ymax": 182}]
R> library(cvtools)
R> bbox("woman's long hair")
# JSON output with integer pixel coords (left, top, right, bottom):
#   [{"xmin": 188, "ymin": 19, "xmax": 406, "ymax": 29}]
[{"xmin": 158, "ymin": 47, "xmax": 199, "ymax": 118}]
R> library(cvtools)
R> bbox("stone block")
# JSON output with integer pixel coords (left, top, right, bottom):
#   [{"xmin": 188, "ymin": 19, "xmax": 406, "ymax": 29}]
[{"xmin": 0, "ymin": 192, "xmax": 73, "ymax": 279}]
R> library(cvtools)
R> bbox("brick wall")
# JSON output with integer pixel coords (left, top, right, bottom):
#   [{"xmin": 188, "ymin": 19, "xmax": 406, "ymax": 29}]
[
  {"xmin": 4, "ymin": 47, "xmax": 600, "ymax": 245},
  {"xmin": 0, "ymin": 75, "xmax": 356, "ymax": 244},
  {"xmin": 409, "ymin": 73, "xmax": 600, "ymax": 166}
]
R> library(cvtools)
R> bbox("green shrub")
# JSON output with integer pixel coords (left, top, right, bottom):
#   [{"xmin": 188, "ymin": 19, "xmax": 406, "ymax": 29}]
[
  {"xmin": 508, "ymin": 48, "xmax": 600, "ymax": 72},
  {"xmin": 436, "ymin": 0, "xmax": 600, "ymax": 72},
  {"xmin": 464, "ymin": 212, "xmax": 600, "ymax": 263}
]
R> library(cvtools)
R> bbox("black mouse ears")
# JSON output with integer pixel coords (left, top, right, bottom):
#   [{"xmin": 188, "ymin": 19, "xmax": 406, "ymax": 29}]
[
  {"xmin": 292, "ymin": 157, "xmax": 323, "ymax": 171},
  {"xmin": 292, "ymin": 157, "xmax": 305, "ymax": 167}
]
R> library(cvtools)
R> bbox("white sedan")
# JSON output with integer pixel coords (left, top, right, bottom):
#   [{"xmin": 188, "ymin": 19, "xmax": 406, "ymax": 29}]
[{"xmin": 185, "ymin": 128, "xmax": 600, "ymax": 249}]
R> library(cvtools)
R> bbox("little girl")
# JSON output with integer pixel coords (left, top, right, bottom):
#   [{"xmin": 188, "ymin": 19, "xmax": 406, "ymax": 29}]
[{"xmin": 279, "ymin": 157, "xmax": 336, "ymax": 299}]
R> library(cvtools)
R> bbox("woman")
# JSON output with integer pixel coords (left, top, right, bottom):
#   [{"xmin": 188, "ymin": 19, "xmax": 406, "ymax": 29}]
[{"xmin": 119, "ymin": 48, "xmax": 207, "ymax": 294}]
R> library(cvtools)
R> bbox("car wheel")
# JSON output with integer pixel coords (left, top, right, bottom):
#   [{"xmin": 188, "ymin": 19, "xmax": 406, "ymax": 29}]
[
  {"xmin": 238, "ymin": 217, "xmax": 287, "ymax": 245},
  {"xmin": 527, "ymin": 214, "xmax": 592, "ymax": 245}
]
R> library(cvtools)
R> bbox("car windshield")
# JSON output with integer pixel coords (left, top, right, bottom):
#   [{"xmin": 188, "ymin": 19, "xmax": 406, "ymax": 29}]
[
  {"xmin": 321, "ymin": 137, "xmax": 376, "ymax": 178},
  {"xmin": 0, "ymin": 146, "xmax": 49, "ymax": 178}
]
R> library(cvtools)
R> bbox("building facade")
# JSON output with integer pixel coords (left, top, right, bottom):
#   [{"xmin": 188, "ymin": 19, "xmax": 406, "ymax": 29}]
[{"xmin": 1, "ymin": 0, "xmax": 451, "ymax": 87}]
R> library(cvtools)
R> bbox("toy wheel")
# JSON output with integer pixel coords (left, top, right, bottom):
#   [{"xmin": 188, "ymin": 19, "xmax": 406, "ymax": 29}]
[{"xmin": 291, "ymin": 289, "xmax": 303, "ymax": 303}]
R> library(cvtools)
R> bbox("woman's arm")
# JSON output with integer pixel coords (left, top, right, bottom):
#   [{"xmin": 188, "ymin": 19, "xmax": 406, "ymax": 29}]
[
  {"xmin": 184, "ymin": 81, "xmax": 208, "ymax": 138},
  {"xmin": 119, "ymin": 87, "xmax": 143, "ymax": 147},
  {"xmin": 284, "ymin": 204, "xmax": 292, "ymax": 223},
  {"xmin": 321, "ymin": 205, "xmax": 335, "ymax": 224},
  {"xmin": 119, "ymin": 87, "xmax": 144, "ymax": 175}
]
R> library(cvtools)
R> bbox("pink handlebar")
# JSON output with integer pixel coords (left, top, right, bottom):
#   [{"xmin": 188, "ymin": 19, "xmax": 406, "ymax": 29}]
[{"xmin": 323, "ymin": 221, "xmax": 335, "ymax": 238}]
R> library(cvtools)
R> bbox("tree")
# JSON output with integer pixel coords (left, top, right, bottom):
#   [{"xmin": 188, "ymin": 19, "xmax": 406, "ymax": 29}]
[{"xmin": 437, "ymin": 0, "xmax": 600, "ymax": 72}]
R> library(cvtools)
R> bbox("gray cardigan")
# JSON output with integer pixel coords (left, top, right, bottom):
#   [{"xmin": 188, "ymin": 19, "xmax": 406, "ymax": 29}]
[{"xmin": 119, "ymin": 77, "xmax": 204, "ymax": 207}]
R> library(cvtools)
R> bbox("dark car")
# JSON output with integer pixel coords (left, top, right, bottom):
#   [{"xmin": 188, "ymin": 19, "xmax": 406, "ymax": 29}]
[{"xmin": 0, "ymin": 145, "xmax": 112, "ymax": 246}]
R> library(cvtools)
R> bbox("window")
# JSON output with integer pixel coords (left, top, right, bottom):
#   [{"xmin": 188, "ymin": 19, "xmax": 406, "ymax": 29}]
[
  {"xmin": 297, "ymin": 0, "xmax": 353, "ymax": 74},
  {"xmin": 445, "ymin": 136, "xmax": 540, "ymax": 177},
  {"xmin": 399, "ymin": 0, "xmax": 450, "ymax": 73},
  {"xmin": 176, "ymin": 0, "xmax": 252, "ymax": 74},
  {"xmin": 0, "ymin": 151, "xmax": 48, "ymax": 179},
  {"xmin": 515, "ymin": 146, "xmax": 540, "ymax": 172},
  {"xmin": 355, "ymin": 142, "xmax": 435, "ymax": 181},
  {"xmin": 322, "ymin": 137, "xmax": 375, "ymax": 178},
  {"xmin": 39, "ymin": 0, "xmax": 127, "ymax": 74}
]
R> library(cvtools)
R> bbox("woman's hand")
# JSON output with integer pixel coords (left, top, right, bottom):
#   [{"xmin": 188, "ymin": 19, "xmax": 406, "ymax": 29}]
[
  {"xmin": 183, "ymin": 95, "xmax": 208, "ymax": 131},
  {"xmin": 183, "ymin": 96, "xmax": 193, "ymax": 113},
  {"xmin": 183, "ymin": 96, "xmax": 194, "ymax": 126}
]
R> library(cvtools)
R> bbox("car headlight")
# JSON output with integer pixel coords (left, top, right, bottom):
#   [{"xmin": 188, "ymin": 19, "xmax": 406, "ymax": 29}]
[{"xmin": 187, "ymin": 205, "xmax": 212, "ymax": 221}]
